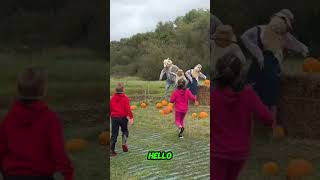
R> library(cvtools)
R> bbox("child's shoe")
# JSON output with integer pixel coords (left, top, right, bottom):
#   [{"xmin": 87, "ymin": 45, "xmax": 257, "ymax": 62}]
[
  {"xmin": 179, "ymin": 127, "xmax": 184, "ymax": 138},
  {"xmin": 122, "ymin": 144, "xmax": 128, "ymax": 152},
  {"xmin": 111, "ymin": 151, "xmax": 117, "ymax": 156}
]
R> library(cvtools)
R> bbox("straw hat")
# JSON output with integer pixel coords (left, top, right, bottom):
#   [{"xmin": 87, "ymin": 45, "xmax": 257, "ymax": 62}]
[{"xmin": 274, "ymin": 9, "xmax": 294, "ymax": 30}]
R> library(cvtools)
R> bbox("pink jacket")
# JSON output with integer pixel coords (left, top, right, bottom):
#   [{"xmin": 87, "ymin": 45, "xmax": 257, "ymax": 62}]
[
  {"xmin": 170, "ymin": 89, "xmax": 196, "ymax": 112},
  {"xmin": 211, "ymin": 85, "xmax": 274, "ymax": 160}
]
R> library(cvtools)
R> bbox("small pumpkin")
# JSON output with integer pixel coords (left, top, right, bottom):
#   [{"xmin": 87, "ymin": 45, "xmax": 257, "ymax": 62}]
[
  {"xmin": 168, "ymin": 103, "xmax": 174, "ymax": 107},
  {"xmin": 159, "ymin": 110, "xmax": 165, "ymax": 115},
  {"xmin": 163, "ymin": 108, "xmax": 170, "ymax": 115},
  {"xmin": 273, "ymin": 126, "xmax": 285, "ymax": 139},
  {"xmin": 303, "ymin": 57, "xmax": 320, "ymax": 72},
  {"xmin": 66, "ymin": 138, "xmax": 89, "ymax": 153},
  {"xmin": 140, "ymin": 103, "xmax": 147, "ymax": 109},
  {"xmin": 287, "ymin": 159, "xmax": 313, "ymax": 178},
  {"xmin": 161, "ymin": 100, "xmax": 168, "ymax": 106},
  {"xmin": 262, "ymin": 161, "xmax": 280, "ymax": 176},
  {"xmin": 167, "ymin": 106, "xmax": 173, "ymax": 113},
  {"xmin": 130, "ymin": 105, "xmax": 137, "ymax": 110},
  {"xmin": 198, "ymin": 112, "xmax": 208, "ymax": 119},
  {"xmin": 204, "ymin": 80, "xmax": 210, "ymax": 85},
  {"xmin": 156, "ymin": 103, "xmax": 163, "ymax": 109},
  {"xmin": 192, "ymin": 113, "xmax": 198, "ymax": 119},
  {"xmin": 99, "ymin": 131, "xmax": 110, "ymax": 145}
]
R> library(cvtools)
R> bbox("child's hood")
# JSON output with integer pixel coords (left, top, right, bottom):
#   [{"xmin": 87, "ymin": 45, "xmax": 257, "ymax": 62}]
[
  {"xmin": 9, "ymin": 100, "xmax": 49, "ymax": 127},
  {"xmin": 175, "ymin": 89, "xmax": 187, "ymax": 96},
  {"xmin": 112, "ymin": 93, "xmax": 127, "ymax": 101}
]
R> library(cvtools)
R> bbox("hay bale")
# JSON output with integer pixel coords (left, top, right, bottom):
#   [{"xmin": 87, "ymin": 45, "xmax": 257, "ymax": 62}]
[
  {"xmin": 253, "ymin": 73, "xmax": 320, "ymax": 139},
  {"xmin": 278, "ymin": 73, "xmax": 320, "ymax": 139},
  {"xmin": 198, "ymin": 85, "xmax": 210, "ymax": 105}
]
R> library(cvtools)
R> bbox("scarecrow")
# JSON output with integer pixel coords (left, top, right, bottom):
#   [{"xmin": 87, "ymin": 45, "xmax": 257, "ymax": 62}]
[
  {"xmin": 159, "ymin": 58, "xmax": 179, "ymax": 100},
  {"xmin": 185, "ymin": 64, "xmax": 207, "ymax": 96},
  {"xmin": 241, "ymin": 9, "xmax": 309, "ymax": 126}
]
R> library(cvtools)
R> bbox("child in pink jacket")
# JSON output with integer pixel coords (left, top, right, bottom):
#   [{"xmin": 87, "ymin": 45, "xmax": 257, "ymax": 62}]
[
  {"xmin": 211, "ymin": 53, "xmax": 274, "ymax": 180},
  {"xmin": 170, "ymin": 79, "xmax": 197, "ymax": 138}
]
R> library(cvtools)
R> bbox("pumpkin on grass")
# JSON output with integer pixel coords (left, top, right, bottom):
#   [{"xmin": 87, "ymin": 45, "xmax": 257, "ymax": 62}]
[
  {"xmin": 192, "ymin": 113, "xmax": 198, "ymax": 119},
  {"xmin": 167, "ymin": 106, "xmax": 173, "ymax": 113},
  {"xmin": 159, "ymin": 110, "xmax": 165, "ymax": 115},
  {"xmin": 140, "ymin": 103, "xmax": 147, "ymax": 109},
  {"xmin": 198, "ymin": 112, "xmax": 208, "ymax": 119},
  {"xmin": 168, "ymin": 103, "xmax": 174, "ymax": 107},
  {"xmin": 66, "ymin": 138, "xmax": 89, "ymax": 153},
  {"xmin": 161, "ymin": 100, "xmax": 168, "ymax": 106},
  {"xmin": 287, "ymin": 159, "xmax": 313, "ymax": 178},
  {"xmin": 262, "ymin": 161, "xmax": 280, "ymax": 176},
  {"xmin": 156, "ymin": 103, "xmax": 163, "ymax": 109},
  {"xmin": 98, "ymin": 131, "xmax": 110, "ymax": 145},
  {"xmin": 130, "ymin": 105, "xmax": 137, "ymax": 110}
]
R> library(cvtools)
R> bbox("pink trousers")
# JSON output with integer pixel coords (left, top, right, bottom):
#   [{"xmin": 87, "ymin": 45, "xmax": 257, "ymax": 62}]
[
  {"xmin": 175, "ymin": 111, "xmax": 187, "ymax": 128},
  {"xmin": 211, "ymin": 157, "xmax": 246, "ymax": 180}
]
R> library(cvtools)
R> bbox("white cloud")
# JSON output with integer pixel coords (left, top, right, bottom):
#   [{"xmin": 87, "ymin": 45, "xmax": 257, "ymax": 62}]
[{"xmin": 110, "ymin": 0, "xmax": 209, "ymax": 41}]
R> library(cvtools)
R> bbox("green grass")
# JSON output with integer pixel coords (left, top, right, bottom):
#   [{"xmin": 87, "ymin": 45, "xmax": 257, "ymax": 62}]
[
  {"xmin": 110, "ymin": 78, "xmax": 210, "ymax": 179},
  {"xmin": 0, "ymin": 49, "xmax": 108, "ymax": 180}
]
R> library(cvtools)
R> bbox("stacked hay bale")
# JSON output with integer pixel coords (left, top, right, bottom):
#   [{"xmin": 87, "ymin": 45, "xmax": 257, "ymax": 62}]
[
  {"xmin": 278, "ymin": 73, "xmax": 320, "ymax": 138},
  {"xmin": 254, "ymin": 73, "xmax": 320, "ymax": 138},
  {"xmin": 198, "ymin": 85, "xmax": 210, "ymax": 106}
]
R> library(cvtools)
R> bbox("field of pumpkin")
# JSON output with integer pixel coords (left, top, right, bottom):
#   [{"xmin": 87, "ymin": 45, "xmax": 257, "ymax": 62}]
[{"xmin": 110, "ymin": 78, "xmax": 210, "ymax": 179}]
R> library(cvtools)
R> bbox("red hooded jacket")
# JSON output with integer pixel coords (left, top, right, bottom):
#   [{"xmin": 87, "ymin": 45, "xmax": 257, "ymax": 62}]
[
  {"xmin": 0, "ymin": 100, "xmax": 74, "ymax": 180},
  {"xmin": 110, "ymin": 93, "xmax": 133, "ymax": 119}
]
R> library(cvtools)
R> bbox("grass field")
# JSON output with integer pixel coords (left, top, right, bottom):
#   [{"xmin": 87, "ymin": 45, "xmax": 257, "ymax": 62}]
[
  {"xmin": 110, "ymin": 78, "xmax": 210, "ymax": 180},
  {"xmin": 0, "ymin": 48, "xmax": 108, "ymax": 180}
]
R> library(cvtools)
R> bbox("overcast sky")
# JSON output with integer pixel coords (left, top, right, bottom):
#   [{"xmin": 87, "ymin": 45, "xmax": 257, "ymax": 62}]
[{"xmin": 110, "ymin": 0, "xmax": 209, "ymax": 41}]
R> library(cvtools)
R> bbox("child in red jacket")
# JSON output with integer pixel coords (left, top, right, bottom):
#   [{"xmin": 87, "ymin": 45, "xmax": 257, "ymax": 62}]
[
  {"xmin": 110, "ymin": 83, "xmax": 134, "ymax": 156},
  {"xmin": 211, "ymin": 53, "xmax": 274, "ymax": 180},
  {"xmin": 0, "ymin": 67, "xmax": 74, "ymax": 180}
]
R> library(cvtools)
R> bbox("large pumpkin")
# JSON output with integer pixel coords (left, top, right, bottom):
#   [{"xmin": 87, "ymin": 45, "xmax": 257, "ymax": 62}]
[
  {"xmin": 199, "ymin": 112, "xmax": 209, "ymax": 119},
  {"xmin": 130, "ymin": 105, "xmax": 137, "ymax": 110},
  {"xmin": 140, "ymin": 103, "xmax": 147, "ymax": 109},
  {"xmin": 99, "ymin": 131, "xmax": 110, "ymax": 145},
  {"xmin": 161, "ymin": 100, "xmax": 168, "ymax": 106},
  {"xmin": 287, "ymin": 159, "xmax": 313, "ymax": 178},
  {"xmin": 66, "ymin": 138, "xmax": 89, "ymax": 153},
  {"xmin": 303, "ymin": 57, "xmax": 320, "ymax": 72},
  {"xmin": 262, "ymin": 161, "xmax": 279, "ymax": 176},
  {"xmin": 156, "ymin": 103, "xmax": 163, "ymax": 109}
]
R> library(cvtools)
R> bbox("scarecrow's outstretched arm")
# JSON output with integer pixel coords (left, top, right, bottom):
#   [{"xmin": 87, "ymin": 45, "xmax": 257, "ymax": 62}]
[{"xmin": 284, "ymin": 33, "xmax": 309, "ymax": 57}]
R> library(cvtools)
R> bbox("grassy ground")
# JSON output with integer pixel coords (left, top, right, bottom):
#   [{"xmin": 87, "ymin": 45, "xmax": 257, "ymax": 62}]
[
  {"xmin": 110, "ymin": 78, "xmax": 210, "ymax": 180},
  {"xmin": 0, "ymin": 48, "xmax": 108, "ymax": 180}
]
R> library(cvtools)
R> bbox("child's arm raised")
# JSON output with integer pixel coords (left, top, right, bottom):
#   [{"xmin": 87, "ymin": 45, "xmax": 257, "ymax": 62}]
[
  {"xmin": 49, "ymin": 113, "xmax": 74, "ymax": 180},
  {"xmin": 248, "ymin": 87, "xmax": 274, "ymax": 126}
]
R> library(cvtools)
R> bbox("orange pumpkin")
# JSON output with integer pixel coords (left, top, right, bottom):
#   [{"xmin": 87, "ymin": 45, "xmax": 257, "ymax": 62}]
[
  {"xmin": 192, "ymin": 113, "xmax": 198, "ymax": 119},
  {"xmin": 204, "ymin": 80, "xmax": 210, "ymax": 85},
  {"xmin": 168, "ymin": 103, "xmax": 174, "ymax": 107},
  {"xmin": 161, "ymin": 100, "xmax": 168, "ymax": 106},
  {"xmin": 273, "ymin": 126, "xmax": 285, "ymax": 139},
  {"xmin": 262, "ymin": 161, "xmax": 280, "ymax": 176},
  {"xmin": 199, "ymin": 112, "xmax": 208, "ymax": 119},
  {"xmin": 303, "ymin": 57, "xmax": 320, "ymax": 72},
  {"xmin": 66, "ymin": 138, "xmax": 89, "ymax": 153},
  {"xmin": 156, "ymin": 103, "xmax": 163, "ymax": 109},
  {"xmin": 140, "ymin": 103, "xmax": 147, "ymax": 108},
  {"xmin": 130, "ymin": 105, "xmax": 137, "ymax": 110},
  {"xmin": 163, "ymin": 108, "xmax": 170, "ymax": 115},
  {"xmin": 167, "ymin": 106, "xmax": 173, "ymax": 113},
  {"xmin": 159, "ymin": 110, "xmax": 165, "ymax": 115},
  {"xmin": 287, "ymin": 159, "xmax": 313, "ymax": 178},
  {"xmin": 98, "ymin": 131, "xmax": 110, "ymax": 145}
]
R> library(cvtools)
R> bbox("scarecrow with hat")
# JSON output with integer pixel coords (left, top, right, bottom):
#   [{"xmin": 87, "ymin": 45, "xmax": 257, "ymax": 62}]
[
  {"xmin": 241, "ymin": 9, "xmax": 309, "ymax": 126},
  {"xmin": 159, "ymin": 58, "xmax": 180, "ymax": 100},
  {"xmin": 185, "ymin": 64, "xmax": 207, "ymax": 96}
]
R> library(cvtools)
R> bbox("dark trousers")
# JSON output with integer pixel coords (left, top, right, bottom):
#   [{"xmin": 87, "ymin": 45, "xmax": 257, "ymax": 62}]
[
  {"xmin": 111, "ymin": 117, "xmax": 129, "ymax": 151},
  {"xmin": 4, "ymin": 176, "xmax": 54, "ymax": 180}
]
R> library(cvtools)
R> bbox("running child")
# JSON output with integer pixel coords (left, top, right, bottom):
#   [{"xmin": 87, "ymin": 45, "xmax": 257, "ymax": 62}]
[
  {"xmin": 211, "ymin": 53, "xmax": 275, "ymax": 180},
  {"xmin": 0, "ymin": 67, "xmax": 74, "ymax": 180},
  {"xmin": 110, "ymin": 83, "xmax": 134, "ymax": 156},
  {"xmin": 170, "ymin": 79, "xmax": 197, "ymax": 138}
]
